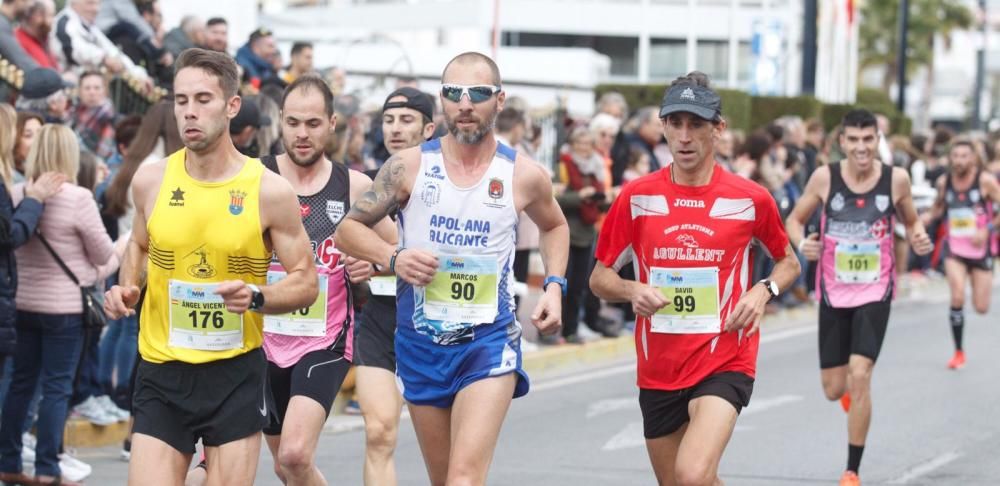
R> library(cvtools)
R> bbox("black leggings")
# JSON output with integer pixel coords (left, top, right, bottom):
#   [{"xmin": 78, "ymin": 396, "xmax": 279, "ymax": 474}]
[{"xmin": 562, "ymin": 244, "xmax": 600, "ymax": 337}]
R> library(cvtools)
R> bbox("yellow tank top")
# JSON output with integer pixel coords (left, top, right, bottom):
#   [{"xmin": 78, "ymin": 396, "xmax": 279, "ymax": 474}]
[{"xmin": 139, "ymin": 150, "xmax": 268, "ymax": 364}]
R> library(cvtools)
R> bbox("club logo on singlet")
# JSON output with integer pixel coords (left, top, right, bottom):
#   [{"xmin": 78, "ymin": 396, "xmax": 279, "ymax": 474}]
[
  {"xmin": 326, "ymin": 200, "xmax": 345, "ymax": 224},
  {"xmin": 170, "ymin": 187, "xmax": 185, "ymax": 207},
  {"xmin": 831, "ymin": 192, "xmax": 845, "ymax": 211},
  {"xmin": 876, "ymin": 194, "xmax": 890, "ymax": 212},
  {"xmin": 970, "ymin": 189, "xmax": 981, "ymax": 203},
  {"xmin": 184, "ymin": 245, "xmax": 217, "ymax": 279},
  {"xmin": 489, "ymin": 178, "xmax": 504, "ymax": 199},
  {"xmin": 676, "ymin": 234, "xmax": 698, "ymax": 248},
  {"xmin": 420, "ymin": 182, "xmax": 441, "ymax": 207},
  {"xmin": 229, "ymin": 189, "xmax": 246, "ymax": 215},
  {"xmin": 425, "ymin": 165, "xmax": 446, "ymax": 180}
]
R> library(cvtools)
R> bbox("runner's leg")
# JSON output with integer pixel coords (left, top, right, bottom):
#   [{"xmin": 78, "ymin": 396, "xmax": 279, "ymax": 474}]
[
  {"xmin": 845, "ymin": 355, "xmax": 874, "ymax": 447},
  {"xmin": 446, "ymin": 373, "xmax": 516, "ymax": 486},
  {"xmin": 128, "ymin": 433, "xmax": 191, "ymax": 486},
  {"xmin": 264, "ymin": 435, "xmax": 286, "ymax": 484},
  {"xmin": 274, "ymin": 396, "xmax": 328, "ymax": 485},
  {"xmin": 674, "ymin": 395, "xmax": 738, "ymax": 486},
  {"xmin": 645, "ymin": 423, "xmax": 688, "ymax": 486},
  {"xmin": 203, "ymin": 434, "xmax": 262, "ymax": 486},
  {"xmin": 944, "ymin": 258, "xmax": 969, "ymax": 352},
  {"xmin": 969, "ymin": 268, "xmax": 993, "ymax": 314},
  {"xmin": 821, "ymin": 366, "xmax": 848, "ymax": 401},
  {"xmin": 357, "ymin": 366, "xmax": 404, "ymax": 486},
  {"xmin": 408, "ymin": 403, "xmax": 452, "ymax": 486}
]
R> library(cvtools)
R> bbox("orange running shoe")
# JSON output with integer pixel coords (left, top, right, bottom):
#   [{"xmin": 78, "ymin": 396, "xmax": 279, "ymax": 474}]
[
  {"xmin": 840, "ymin": 392, "xmax": 851, "ymax": 413},
  {"xmin": 947, "ymin": 350, "xmax": 966, "ymax": 370},
  {"xmin": 839, "ymin": 470, "xmax": 861, "ymax": 486}
]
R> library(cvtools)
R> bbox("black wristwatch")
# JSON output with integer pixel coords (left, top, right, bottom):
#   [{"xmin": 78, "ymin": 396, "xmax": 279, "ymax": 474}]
[
  {"xmin": 247, "ymin": 283, "xmax": 265, "ymax": 311},
  {"xmin": 758, "ymin": 279, "xmax": 779, "ymax": 300}
]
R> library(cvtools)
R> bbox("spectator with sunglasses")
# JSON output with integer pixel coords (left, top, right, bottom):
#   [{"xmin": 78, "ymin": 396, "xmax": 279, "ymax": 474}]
[{"xmin": 335, "ymin": 51, "xmax": 569, "ymax": 485}]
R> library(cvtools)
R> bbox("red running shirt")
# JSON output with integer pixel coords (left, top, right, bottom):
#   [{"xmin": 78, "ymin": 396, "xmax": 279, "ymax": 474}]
[{"xmin": 595, "ymin": 165, "xmax": 789, "ymax": 391}]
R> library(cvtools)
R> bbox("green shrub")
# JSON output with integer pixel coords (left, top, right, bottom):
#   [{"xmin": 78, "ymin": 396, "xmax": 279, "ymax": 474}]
[{"xmin": 750, "ymin": 96, "xmax": 824, "ymax": 130}]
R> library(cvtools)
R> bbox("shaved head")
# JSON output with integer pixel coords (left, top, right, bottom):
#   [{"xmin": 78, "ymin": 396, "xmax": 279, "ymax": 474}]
[{"xmin": 442, "ymin": 51, "xmax": 501, "ymax": 86}]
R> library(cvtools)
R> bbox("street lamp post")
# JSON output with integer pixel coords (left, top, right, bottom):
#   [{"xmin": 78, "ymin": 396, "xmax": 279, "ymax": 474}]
[
  {"xmin": 972, "ymin": 0, "xmax": 987, "ymax": 130},
  {"xmin": 896, "ymin": 0, "xmax": 910, "ymax": 113}
]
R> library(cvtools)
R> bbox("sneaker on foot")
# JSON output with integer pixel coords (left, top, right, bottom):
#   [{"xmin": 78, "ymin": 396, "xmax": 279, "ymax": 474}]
[
  {"xmin": 21, "ymin": 432, "xmax": 35, "ymax": 463},
  {"xmin": 120, "ymin": 438, "xmax": 131, "ymax": 462},
  {"xmin": 840, "ymin": 392, "xmax": 851, "ymax": 413},
  {"xmin": 839, "ymin": 470, "xmax": 860, "ymax": 486},
  {"xmin": 95, "ymin": 395, "xmax": 130, "ymax": 421},
  {"xmin": 58, "ymin": 453, "xmax": 92, "ymax": 481},
  {"xmin": 343, "ymin": 400, "xmax": 361, "ymax": 415},
  {"xmin": 947, "ymin": 350, "xmax": 966, "ymax": 370},
  {"xmin": 71, "ymin": 396, "xmax": 118, "ymax": 426}
]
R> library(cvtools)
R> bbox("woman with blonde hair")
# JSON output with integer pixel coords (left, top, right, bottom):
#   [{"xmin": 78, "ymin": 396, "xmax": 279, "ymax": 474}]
[
  {"xmin": 0, "ymin": 124, "xmax": 122, "ymax": 485},
  {"xmin": 0, "ymin": 104, "xmax": 66, "ymax": 375}
]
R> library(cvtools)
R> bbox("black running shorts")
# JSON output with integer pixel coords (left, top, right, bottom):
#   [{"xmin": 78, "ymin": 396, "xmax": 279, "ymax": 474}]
[
  {"xmin": 352, "ymin": 296, "xmax": 397, "ymax": 372},
  {"xmin": 639, "ymin": 372, "xmax": 754, "ymax": 440},
  {"xmin": 818, "ymin": 299, "xmax": 892, "ymax": 368},
  {"xmin": 263, "ymin": 348, "xmax": 351, "ymax": 435},
  {"xmin": 132, "ymin": 348, "xmax": 268, "ymax": 454}
]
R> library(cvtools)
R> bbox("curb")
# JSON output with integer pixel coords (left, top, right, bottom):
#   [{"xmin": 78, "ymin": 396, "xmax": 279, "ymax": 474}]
[{"xmin": 64, "ymin": 418, "xmax": 129, "ymax": 448}]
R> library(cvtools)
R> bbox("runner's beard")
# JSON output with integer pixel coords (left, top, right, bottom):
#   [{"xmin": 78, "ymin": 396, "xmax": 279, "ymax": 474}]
[
  {"xmin": 446, "ymin": 111, "xmax": 497, "ymax": 145},
  {"xmin": 288, "ymin": 143, "xmax": 324, "ymax": 167}
]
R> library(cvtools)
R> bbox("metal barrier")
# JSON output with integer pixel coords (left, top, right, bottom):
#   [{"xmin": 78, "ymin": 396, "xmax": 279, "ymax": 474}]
[
  {"xmin": 109, "ymin": 72, "xmax": 168, "ymax": 116},
  {"xmin": 0, "ymin": 56, "xmax": 167, "ymax": 115},
  {"xmin": 0, "ymin": 57, "xmax": 24, "ymax": 104}
]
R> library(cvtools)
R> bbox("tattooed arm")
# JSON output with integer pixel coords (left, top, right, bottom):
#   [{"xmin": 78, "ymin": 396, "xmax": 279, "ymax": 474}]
[{"xmin": 334, "ymin": 150, "xmax": 418, "ymax": 271}]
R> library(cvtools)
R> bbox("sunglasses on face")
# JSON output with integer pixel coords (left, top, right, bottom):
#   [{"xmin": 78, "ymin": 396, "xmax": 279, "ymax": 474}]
[{"xmin": 441, "ymin": 84, "xmax": 501, "ymax": 103}]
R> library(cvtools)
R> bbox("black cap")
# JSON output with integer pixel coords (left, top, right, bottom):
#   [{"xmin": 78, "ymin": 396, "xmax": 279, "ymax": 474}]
[
  {"xmin": 21, "ymin": 68, "xmax": 71, "ymax": 99},
  {"xmin": 230, "ymin": 99, "xmax": 271, "ymax": 134},
  {"xmin": 658, "ymin": 84, "xmax": 722, "ymax": 121},
  {"xmin": 383, "ymin": 87, "xmax": 434, "ymax": 121}
]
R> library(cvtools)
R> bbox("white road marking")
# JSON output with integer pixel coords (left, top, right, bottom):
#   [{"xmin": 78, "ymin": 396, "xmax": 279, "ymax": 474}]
[
  {"xmin": 887, "ymin": 451, "xmax": 962, "ymax": 484},
  {"xmin": 599, "ymin": 394, "xmax": 800, "ymax": 451},
  {"xmin": 601, "ymin": 421, "xmax": 645, "ymax": 451},
  {"xmin": 532, "ymin": 362, "xmax": 637, "ymax": 392},
  {"xmin": 586, "ymin": 398, "xmax": 637, "ymax": 418},
  {"xmin": 741, "ymin": 395, "xmax": 804, "ymax": 416}
]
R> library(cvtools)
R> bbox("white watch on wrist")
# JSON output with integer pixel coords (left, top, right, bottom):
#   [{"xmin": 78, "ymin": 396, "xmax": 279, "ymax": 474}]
[{"xmin": 758, "ymin": 279, "xmax": 779, "ymax": 300}]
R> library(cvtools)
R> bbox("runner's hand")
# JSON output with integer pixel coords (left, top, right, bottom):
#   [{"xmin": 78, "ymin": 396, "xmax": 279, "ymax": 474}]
[
  {"xmin": 799, "ymin": 233, "xmax": 821, "ymax": 261},
  {"xmin": 531, "ymin": 285, "xmax": 562, "ymax": 335},
  {"xmin": 214, "ymin": 280, "xmax": 253, "ymax": 314},
  {"xmin": 104, "ymin": 285, "xmax": 140, "ymax": 319},
  {"xmin": 345, "ymin": 256, "xmax": 373, "ymax": 284},
  {"xmin": 630, "ymin": 284, "xmax": 669, "ymax": 318},
  {"xmin": 394, "ymin": 249, "xmax": 438, "ymax": 287},
  {"xmin": 910, "ymin": 229, "xmax": 934, "ymax": 255},
  {"xmin": 725, "ymin": 284, "xmax": 770, "ymax": 336},
  {"xmin": 24, "ymin": 172, "xmax": 67, "ymax": 202},
  {"xmin": 971, "ymin": 229, "xmax": 988, "ymax": 249}
]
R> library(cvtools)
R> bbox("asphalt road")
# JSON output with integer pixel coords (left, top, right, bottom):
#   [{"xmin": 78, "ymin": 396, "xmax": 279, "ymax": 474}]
[{"xmin": 76, "ymin": 285, "xmax": 1000, "ymax": 485}]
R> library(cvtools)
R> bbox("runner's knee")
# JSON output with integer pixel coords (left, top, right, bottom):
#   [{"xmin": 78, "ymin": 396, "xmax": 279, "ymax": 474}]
[
  {"xmin": 847, "ymin": 364, "xmax": 872, "ymax": 391},
  {"xmin": 674, "ymin": 460, "xmax": 717, "ymax": 486},
  {"xmin": 277, "ymin": 443, "xmax": 315, "ymax": 474},
  {"xmin": 972, "ymin": 299, "xmax": 989, "ymax": 314},
  {"xmin": 364, "ymin": 418, "xmax": 398, "ymax": 454},
  {"xmin": 821, "ymin": 374, "xmax": 846, "ymax": 401}
]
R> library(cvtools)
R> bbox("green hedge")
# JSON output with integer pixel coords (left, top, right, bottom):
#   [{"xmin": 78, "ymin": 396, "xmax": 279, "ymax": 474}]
[
  {"xmin": 593, "ymin": 84, "xmax": 912, "ymax": 136},
  {"xmin": 749, "ymin": 96, "xmax": 824, "ymax": 131}
]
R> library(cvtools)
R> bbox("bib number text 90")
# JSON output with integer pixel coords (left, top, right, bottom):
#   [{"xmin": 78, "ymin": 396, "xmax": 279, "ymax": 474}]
[{"xmin": 451, "ymin": 282, "xmax": 475, "ymax": 301}]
